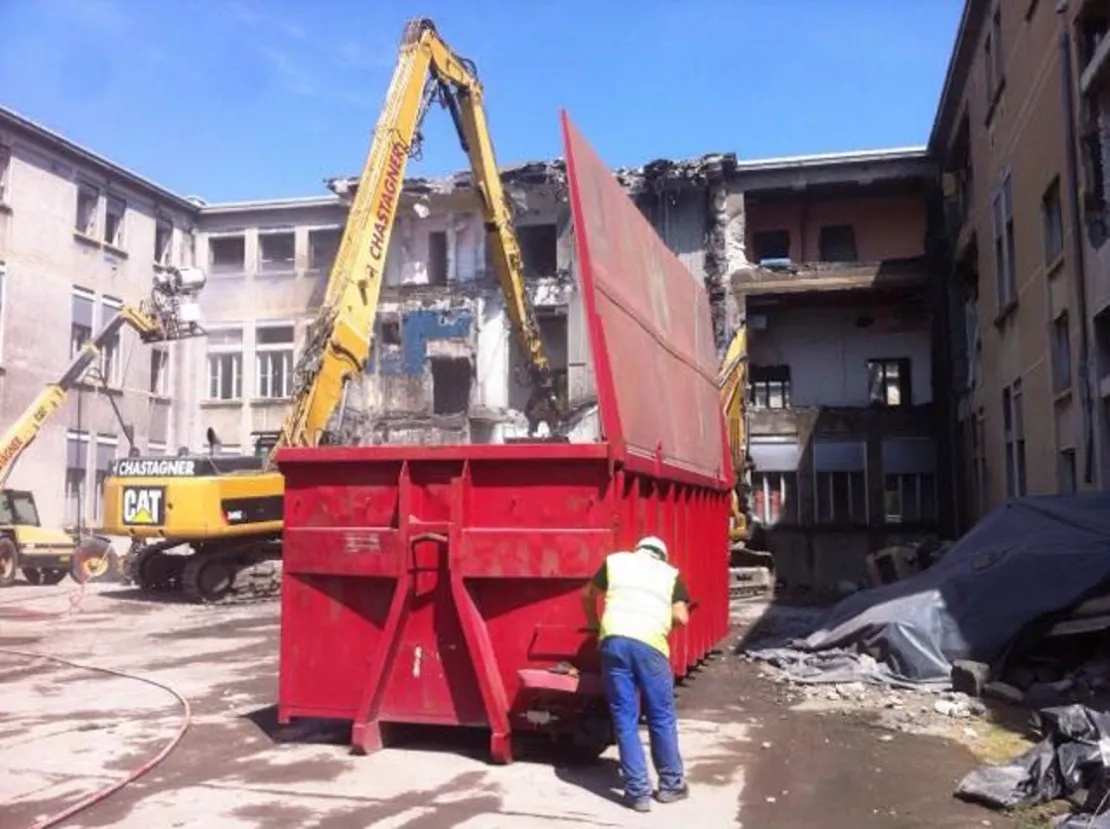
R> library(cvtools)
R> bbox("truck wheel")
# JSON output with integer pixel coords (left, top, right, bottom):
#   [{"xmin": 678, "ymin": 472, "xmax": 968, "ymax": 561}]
[
  {"xmin": 0, "ymin": 538, "xmax": 18, "ymax": 587},
  {"xmin": 22, "ymin": 568, "xmax": 67, "ymax": 586}
]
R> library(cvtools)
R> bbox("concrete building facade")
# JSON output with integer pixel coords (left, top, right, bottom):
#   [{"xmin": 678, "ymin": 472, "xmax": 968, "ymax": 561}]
[
  {"xmin": 932, "ymin": 0, "xmax": 1110, "ymax": 534},
  {"xmin": 0, "ymin": 107, "xmax": 199, "ymax": 533}
]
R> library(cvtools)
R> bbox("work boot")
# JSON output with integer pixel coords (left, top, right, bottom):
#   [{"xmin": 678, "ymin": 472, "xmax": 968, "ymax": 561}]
[
  {"xmin": 622, "ymin": 793, "xmax": 652, "ymax": 812},
  {"xmin": 654, "ymin": 783, "xmax": 689, "ymax": 804}
]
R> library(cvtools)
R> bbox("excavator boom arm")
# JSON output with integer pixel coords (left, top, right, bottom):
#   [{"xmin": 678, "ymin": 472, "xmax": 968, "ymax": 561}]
[{"xmin": 278, "ymin": 18, "xmax": 562, "ymax": 452}]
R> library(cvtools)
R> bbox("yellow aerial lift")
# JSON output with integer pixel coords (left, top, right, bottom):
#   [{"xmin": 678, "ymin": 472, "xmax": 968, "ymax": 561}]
[
  {"xmin": 100, "ymin": 17, "xmax": 565, "ymax": 603},
  {"xmin": 0, "ymin": 267, "xmax": 207, "ymax": 586}
]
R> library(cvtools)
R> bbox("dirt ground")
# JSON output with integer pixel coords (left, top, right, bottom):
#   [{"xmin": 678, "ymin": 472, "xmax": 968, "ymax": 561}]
[{"xmin": 0, "ymin": 580, "xmax": 1011, "ymax": 828}]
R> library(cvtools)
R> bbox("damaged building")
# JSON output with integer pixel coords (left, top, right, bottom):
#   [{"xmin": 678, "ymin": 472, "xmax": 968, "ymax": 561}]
[{"xmin": 734, "ymin": 148, "xmax": 941, "ymax": 589}]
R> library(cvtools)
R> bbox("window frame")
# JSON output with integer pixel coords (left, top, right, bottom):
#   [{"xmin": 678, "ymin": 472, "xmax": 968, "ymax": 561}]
[
  {"xmin": 205, "ymin": 325, "xmax": 244, "ymax": 402},
  {"xmin": 993, "ymin": 168, "xmax": 1017, "ymax": 312},
  {"xmin": 99, "ymin": 294, "xmax": 124, "ymax": 388},
  {"xmin": 750, "ymin": 470, "xmax": 798, "ymax": 527},
  {"xmin": 1003, "ymin": 378, "xmax": 1027, "ymax": 497},
  {"xmin": 817, "ymin": 224, "xmax": 859, "ymax": 262},
  {"xmin": 867, "ymin": 357, "xmax": 912, "ymax": 407},
  {"xmin": 75, "ymin": 181, "xmax": 99, "ymax": 237},
  {"xmin": 104, "ymin": 193, "xmax": 126, "ymax": 249},
  {"xmin": 154, "ymin": 218, "xmax": 174, "ymax": 266},
  {"xmin": 64, "ymin": 429, "xmax": 90, "ymax": 527},
  {"xmin": 258, "ymin": 229, "xmax": 296, "ymax": 273},
  {"xmin": 812, "ymin": 440, "xmax": 868, "ymax": 525},
  {"xmin": 254, "ymin": 321, "xmax": 295, "ymax": 400},
  {"xmin": 749, "ymin": 364, "xmax": 791, "ymax": 409}
]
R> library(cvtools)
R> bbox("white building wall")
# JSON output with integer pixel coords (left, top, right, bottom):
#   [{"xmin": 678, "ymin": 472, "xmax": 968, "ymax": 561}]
[{"xmin": 748, "ymin": 305, "xmax": 933, "ymax": 407}]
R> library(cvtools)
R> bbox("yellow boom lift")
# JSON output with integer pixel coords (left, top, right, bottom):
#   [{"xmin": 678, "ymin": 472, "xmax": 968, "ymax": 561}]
[
  {"xmin": 100, "ymin": 17, "xmax": 564, "ymax": 603},
  {"xmin": 0, "ymin": 267, "xmax": 206, "ymax": 586}
]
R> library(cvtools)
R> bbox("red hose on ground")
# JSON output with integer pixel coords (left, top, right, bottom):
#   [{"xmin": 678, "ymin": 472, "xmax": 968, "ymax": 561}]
[{"xmin": 0, "ymin": 648, "xmax": 192, "ymax": 829}]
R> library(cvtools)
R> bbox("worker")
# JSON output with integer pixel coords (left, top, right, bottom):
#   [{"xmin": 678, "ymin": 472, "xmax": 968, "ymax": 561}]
[{"xmin": 581, "ymin": 535, "xmax": 691, "ymax": 812}]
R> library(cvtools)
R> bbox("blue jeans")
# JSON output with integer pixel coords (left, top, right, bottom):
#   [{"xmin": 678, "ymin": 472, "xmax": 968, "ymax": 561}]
[{"xmin": 599, "ymin": 635, "xmax": 685, "ymax": 799}]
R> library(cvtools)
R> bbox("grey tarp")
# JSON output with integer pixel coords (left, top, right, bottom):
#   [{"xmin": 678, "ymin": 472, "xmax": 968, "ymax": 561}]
[{"xmin": 746, "ymin": 493, "xmax": 1110, "ymax": 687}]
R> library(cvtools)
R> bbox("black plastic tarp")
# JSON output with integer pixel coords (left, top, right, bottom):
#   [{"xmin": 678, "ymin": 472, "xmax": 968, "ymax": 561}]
[
  {"xmin": 956, "ymin": 704, "xmax": 1110, "ymax": 826},
  {"xmin": 746, "ymin": 493, "xmax": 1110, "ymax": 688}
]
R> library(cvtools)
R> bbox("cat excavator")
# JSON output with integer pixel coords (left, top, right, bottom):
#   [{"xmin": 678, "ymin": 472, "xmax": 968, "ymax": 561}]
[
  {"xmin": 0, "ymin": 266, "xmax": 206, "ymax": 586},
  {"xmin": 99, "ymin": 17, "xmax": 565, "ymax": 603}
]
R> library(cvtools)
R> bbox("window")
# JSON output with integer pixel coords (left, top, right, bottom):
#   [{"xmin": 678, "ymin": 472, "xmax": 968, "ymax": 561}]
[
  {"xmin": 1052, "ymin": 311, "xmax": 1072, "ymax": 394},
  {"xmin": 431, "ymin": 357, "xmax": 471, "ymax": 414},
  {"xmin": 427, "ymin": 230, "xmax": 448, "ymax": 285},
  {"xmin": 0, "ymin": 144, "xmax": 10, "ymax": 203},
  {"xmin": 753, "ymin": 229, "xmax": 791, "ymax": 263},
  {"xmin": 818, "ymin": 225, "xmax": 858, "ymax": 262},
  {"xmin": 985, "ymin": 7, "xmax": 1003, "ymax": 106},
  {"xmin": 308, "ymin": 227, "xmax": 341, "ymax": 271},
  {"xmin": 993, "ymin": 171, "xmax": 1016, "ymax": 310},
  {"xmin": 1059, "ymin": 448, "xmax": 1078, "ymax": 494},
  {"xmin": 75, "ymin": 182, "xmax": 98, "ymax": 236},
  {"xmin": 749, "ymin": 440, "xmax": 799, "ymax": 526},
  {"xmin": 155, "ymin": 219, "xmax": 173, "ymax": 266},
  {"xmin": 104, "ymin": 195, "xmax": 125, "ymax": 248},
  {"xmin": 881, "ymin": 438, "xmax": 937, "ymax": 524},
  {"xmin": 380, "ymin": 318, "xmax": 402, "ymax": 346},
  {"xmin": 70, "ymin": 287, "xmax": 94, "ymax": 361},
  {"xmin": 255, "ymin": 323, "xmax": 295, "ymax": 399},
  {"xmin": 99, "ymin": 295, "xmax": 122, "ymax": 387},
  {"xmin": 867, "ymin": 358, "xmax": 911, "ymax": 406},
  {"xmin": 518, "ymin": 223, "xmax": 558, "ymax": 278},
  {"xmin": 206, "ymin": 327, "xmax": 243, "ymax": 401},
  {"xmin": 749, "ymin": 365, "xmax": 791, "ymax": 409},
  {"xmin": 93, "ymin": 435, "xmax": 117, "ymax": 524},
  {"xmin": 149, "ymin": 347, "xmax": 170, "ymax": 397},
  {"xmin": 209, "ymin": 235, "xmax": 246, "ymax": 274},
  {"xmin": 1042, "ymin": 178, "xmax": 1063, "ymax": 263},
  {"xmin": 64, "ymin": 431, "xmax": 89, "ymax": 526},
  {"xmin": 971, "ymin": 408, "xmax": 988, "ymax": 518},
  {"xmin": 813, "ymin": 440, "xmax": 867, "ymax": 524},
  {"xmin": 259, "ymin": 231, "xmax": 295, "ymax": 272},
  {"xmin": 1003, "ymin": 379, "xmax": 1027, "ymax": 497}
]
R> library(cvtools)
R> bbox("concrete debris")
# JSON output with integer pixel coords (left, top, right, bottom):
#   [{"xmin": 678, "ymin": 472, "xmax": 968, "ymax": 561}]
[{"xmin": 951, "ymin": 660, "xmax": 991, "ymax": 698}]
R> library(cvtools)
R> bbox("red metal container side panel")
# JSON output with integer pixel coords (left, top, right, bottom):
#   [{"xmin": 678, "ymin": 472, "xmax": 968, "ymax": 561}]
[{"xmin": 561, "ymin": 111, "xmax": 732, "ymax": 488}]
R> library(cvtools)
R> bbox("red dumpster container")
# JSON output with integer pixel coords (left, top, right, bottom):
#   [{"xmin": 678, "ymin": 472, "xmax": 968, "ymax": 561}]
[{"xmin": 275, "ymin": 111, "xmax": 732, "ymax": 764}]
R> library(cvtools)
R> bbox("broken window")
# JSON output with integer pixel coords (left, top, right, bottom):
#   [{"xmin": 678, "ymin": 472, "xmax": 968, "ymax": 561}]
[
  {"xmin": 1042, "ymin": 177, "xmax": 1063, "ymax": 263},
  {"xmin": 431, "ymin": 357, "xmax": 471, "ymax": 415},
  {"xmin": 813, "ymin": 440, "xmax": 867, "ymax": 524},
  {"xmin": 209, "ymin": 235, "xmax": 246, "ymax": 275},
  {"xmin": 149, "ymin": 347, "xmax": 170, "ymax": 397},
  {"xmin": 70, "ymin": 287, "xmax": 94, "ymax": 361},
  {"xmin": 1052, "ymin": 310, "xmax": 1072, "ymax": 394},
  {"xmin": 427, "ymin": 230, "xmax": 448, "ymax": 285},
  {"xmin": 75, "ymin": 182, "xmax": 98, "ymax": 236},
  {"xmin": 206, "ymin": 328, "xmax": 243, "ymax": 401},
  {"xmin": 753, "ymin": 229, "xmax": 791, "ymax": 263},
  {"xmin": 867, "ymin": 358, "xmax": 911, "ymax": 407},
  {"xmin": 308, "ymin": 227, "xmax": 341, "ymax": 271},
  {"xmin": 509, "ymin": 312, "xmax": 568, "ymax": 411},
  {"xmin": 751, "ymin": 472, "xmax": 797, "ymax": 526},
  {"xmin": 1003, "ymin": 379, "xmax": 1027, "ymax": 497},
  {"xmin": 255, "ymin": 323, "xmax": 295, "ymax": 399},
  {"xmin": 749, "ymin": 365, "xmax": 791, "ymax": 409},
  {"xmin": 155, "ymin": 218, "xmax": 173, "ymax": 266},
  {"xmin": 379, "ymin": 318, "xmax": 401, "ymax": 346},
  {"xmin": 818, "ymin": 225, "xmax": 858, "ymax": 262},
  {"xmin": 104, "ymin": 194, "xmax": 126, "ymax": 248},
  {"xmin": 881, "ymin": 438, "xmax": 937, "ymax": 524},
  {"xmin": 517, "ymin": 223, "xmax": 558, "ymax": 278},
  {"xmin": 259, "ymin": 231, "xmax": 295, "ymax": 272},
  {"xmin": 99, "ymin": 295, "xmax": 123, "ymax": 387}
]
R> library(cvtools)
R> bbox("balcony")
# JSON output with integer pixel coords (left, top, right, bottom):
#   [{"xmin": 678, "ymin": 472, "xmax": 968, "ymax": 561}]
[{"xmin": 731, "ymin": 256, "xmax": 931, "ymax": 298}]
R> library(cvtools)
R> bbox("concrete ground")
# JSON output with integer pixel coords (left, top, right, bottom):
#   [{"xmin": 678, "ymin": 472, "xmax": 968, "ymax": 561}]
[{"xmin": 0, "ymin": 581, "xmax": 1010, "ymax": 829}]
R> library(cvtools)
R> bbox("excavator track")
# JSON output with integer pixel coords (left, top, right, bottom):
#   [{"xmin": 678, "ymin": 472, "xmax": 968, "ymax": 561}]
[{"xmin": 179, "ymin": 540, "xmax": 283, "ymax": 605}]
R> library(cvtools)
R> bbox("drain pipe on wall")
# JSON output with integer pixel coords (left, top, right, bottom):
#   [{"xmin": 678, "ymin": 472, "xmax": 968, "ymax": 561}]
[{"xmin": 1058, "ymin": 0, "xmax": 1097, "ymax": 485}]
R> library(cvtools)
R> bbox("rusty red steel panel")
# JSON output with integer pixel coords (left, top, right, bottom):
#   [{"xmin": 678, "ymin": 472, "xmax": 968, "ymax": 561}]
[
  {"xmin": 562, "ymin": 111, "xmax": 732, "ymax": 488},
  {"xmin": 274, "ymin": 114, "xmax": 731, "ymax": 765}
]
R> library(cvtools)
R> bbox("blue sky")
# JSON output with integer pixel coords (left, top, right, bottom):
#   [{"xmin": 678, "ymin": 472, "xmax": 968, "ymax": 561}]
[{"xmin": 0, "ymin": 0, "xmax": 963, "ymax": 203}]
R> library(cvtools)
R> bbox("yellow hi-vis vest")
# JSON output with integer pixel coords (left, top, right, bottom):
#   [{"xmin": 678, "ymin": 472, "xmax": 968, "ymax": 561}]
[{"xmin": 599, "ymin": 551, "xmax": 680, "ymax": 658}]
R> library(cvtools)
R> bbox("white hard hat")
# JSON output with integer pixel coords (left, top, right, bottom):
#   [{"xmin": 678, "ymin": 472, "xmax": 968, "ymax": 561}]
[{"xmin": 636, "ymin": 535, "xmax": 668, "ymax": 561}]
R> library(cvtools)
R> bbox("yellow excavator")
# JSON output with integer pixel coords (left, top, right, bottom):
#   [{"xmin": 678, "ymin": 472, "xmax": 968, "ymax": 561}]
[
  {"xmin": 99, "ymin": 17, "xmax": 565, "ymax": 603},
  {"xmin": 719, "ymin": 325, "xmax": 751, "ymax": 546},
  {"xmin": 0, "ymin": 267, "xmax": 207, "ymax": 586}
]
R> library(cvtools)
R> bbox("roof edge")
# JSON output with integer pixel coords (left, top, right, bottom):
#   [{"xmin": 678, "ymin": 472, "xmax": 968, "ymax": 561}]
[
  {"xmin": 0, "ymin": 105, "xmax": 200, "ymax": 213},
  {"xmin": 927, "ymin": 0, "xmax": 987, "ymax": 154}
]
